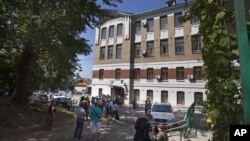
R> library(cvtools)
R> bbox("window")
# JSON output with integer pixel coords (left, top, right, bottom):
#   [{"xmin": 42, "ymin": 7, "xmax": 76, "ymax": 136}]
[
  {"xmin": 193, "ymin": 66, "xmax": 202, "ymax": 80},
  {"xmin": 174, "ymin": 12, "xmax": 183, "ymax": 27},
  {"xmin": 100, "ymin": 47, "xmax": 105, "ymax": 60},
  {"xmin": 160, "ymin": 39, "xmax": 168, "ymax": 56},
  {"xmin": 192, "ymin": 36, "xmax": 202, "ymax": 54},
  {"xmin": 134, "ymin": 89, "xmax": 140, "ymax": 101},
  {"xmin": 147, "ymin": 19, "xmax": 154, "ymax": 32},
  {"xmin": 147, "ymin": 68, "xmax": 154, "ymax": 80},
  {"xmin": 161, "ymin": 68, "xmax": 168, "ymax": 80},
  {"xmin": 177, "ymin": 91, "xmax": 185, "ymax": 105},
  {"xmin": 109, "ymin": 26, "xmax": 114, "ymax": 37},
  {"xmin": 134, "ymin": 43, "xmax": 141, "ymax": 58},
  {"xmin": 194, "ymin": 92, "xmax": 203, "ymax": 106},
  {"xmin": 176, "ymin": 67, "xmax": 184, "ymax": 80},
  {"xmin": 116, "ymin": 44, "xmax": 122, "ymax": 59},
  {"xmin": 191, "ymin": 15, "xmax": 199, "ymax": 24},
  {"xmin": 99, "ymin": 88, "xmax": 103, "ymax": 97},
  {"xmin": 115, "ymin": 69, "xmax": 121, "ymax": 80},
  {"xmin": 147, "ymin": 41, "xmax": 154, "ymax": 57},
  {"xmin": 135, "ymin": 21, "xmax": 141, "ymax": 34},
  {"xmin": 175, "ymin": 37, "xmax": 184, "ymax": 55},
  {"xmin": 99, "ymin": 69, "xmax": 104, "ymax": 80},
  {"xmin": 107, "ymin": 45, "xmax": 113, "ymax": 59},
  {"xmin": 134, "ymin": 69, "xmax": 140, "ymax": 80},
  {"xmin": 101, "ymin": 28, "xmax": 106, "ymax": 39},
  {"xmin": 160, "ymin": 16, "xmax": 167, "ymax": 30},
  {"xmin": 117, "ymin": 24, "xmax": 123, "ymax": 36},
  {"xmin": 161, "ymin": 91, "xmax": 168, "ymax": 103},
  {"xmin": 147, "ymin": 90, "xmax": 153, "ymax": 102}
]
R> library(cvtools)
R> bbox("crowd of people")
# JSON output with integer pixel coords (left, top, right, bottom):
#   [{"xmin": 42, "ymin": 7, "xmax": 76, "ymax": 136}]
[{"xmin": 45, "ymin": 94, "xmax": 169, "ymax": 141}]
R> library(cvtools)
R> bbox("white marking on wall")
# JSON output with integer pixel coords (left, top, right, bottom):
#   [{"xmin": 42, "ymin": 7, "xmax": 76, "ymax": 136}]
[
  {"xmin": 154, "ymin": 16, "xmax": 160, "ymax": 20},
  {"xmin": 160, "ymin": 30, "xmax": 168, "ymax": 39},
  {"xmin": 147, "ymin": 32, "xmax": 154, "ymax": 41},
  {"xmin": 124, "ymin": 16, "xmax": 130, "ymax": 39},
  {"xmin": 116, "ymin": 36, "xmax": 122, "ymax": 44},
  {"xmin": 175, "ymin": 27, "xmax": 184, "ymax": 37},
  {"xmin": 101, "ymin": 39, "xmax": 106, "ymax": 46},
  {"xmin": 95, "ymin": 28, "xmax": 99, "ymax": 45},
  {"xmin": 191, "ymin": 24, "xmax": 199, "ymax": 35},
  {"xmin": 108, "ymin": 37, "xmax": 114, "ymax": 45},
  {"xmin": 93, "ymin": 63, "xmax": 131, "ymax": 70},
  {"xmin": 135, "ymin": 34, "xmax": 141, "ymax": 43}
]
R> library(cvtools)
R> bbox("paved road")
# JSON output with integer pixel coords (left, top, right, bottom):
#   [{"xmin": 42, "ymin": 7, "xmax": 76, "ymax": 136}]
[{"xmin": 1, "ymin": 106, "xmax": 212, "ymax": 141}]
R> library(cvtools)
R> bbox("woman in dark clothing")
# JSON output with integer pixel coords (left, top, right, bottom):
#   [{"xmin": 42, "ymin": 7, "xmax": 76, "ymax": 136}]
[{"xmin": 134, "ymin": 114, "xmax": 153, "ymax": 141}]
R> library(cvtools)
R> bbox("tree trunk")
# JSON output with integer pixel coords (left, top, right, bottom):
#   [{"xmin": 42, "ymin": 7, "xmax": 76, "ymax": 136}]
[{"xmin": 12, "ymin": 48, "xmax": 35, "ymax": 104}]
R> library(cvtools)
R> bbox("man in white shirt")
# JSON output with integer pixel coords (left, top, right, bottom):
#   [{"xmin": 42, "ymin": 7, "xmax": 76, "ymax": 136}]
[{"xmin": 73, "ymin": 102, "xmax": 86, "ymax": 140}]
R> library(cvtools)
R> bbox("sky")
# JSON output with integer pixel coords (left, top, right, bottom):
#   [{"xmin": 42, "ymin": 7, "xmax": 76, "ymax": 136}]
[{"xmin": 76, "ymin": 0, "xmax": 184, "ymax": 78}]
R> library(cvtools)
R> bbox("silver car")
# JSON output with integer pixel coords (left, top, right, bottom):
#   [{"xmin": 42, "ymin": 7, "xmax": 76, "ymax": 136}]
[{"xmin": 150, "ymin": 102, "xmax": 175, "ymax": 125}]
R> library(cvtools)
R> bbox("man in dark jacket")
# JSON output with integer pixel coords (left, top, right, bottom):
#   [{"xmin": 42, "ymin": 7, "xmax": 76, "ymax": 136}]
[{"xmin": 134, "ymin": 114, "xmax": 153, "ymax": 141}]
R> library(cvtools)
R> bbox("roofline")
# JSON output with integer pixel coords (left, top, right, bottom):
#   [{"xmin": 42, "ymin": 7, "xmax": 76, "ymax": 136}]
[{"xmin": 132, "ymin": 1, "xmax": 194, "ymax": 18}]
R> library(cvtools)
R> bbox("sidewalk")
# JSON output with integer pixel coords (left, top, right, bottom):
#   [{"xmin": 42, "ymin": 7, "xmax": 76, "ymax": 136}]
[{"xmin": 0, "ymin": 106, "xmax": 213, "ymax": 141}]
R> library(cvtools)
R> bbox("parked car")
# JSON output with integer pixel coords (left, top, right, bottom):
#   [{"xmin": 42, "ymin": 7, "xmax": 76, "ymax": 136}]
[
  {"xmin": 150, "ymin": 102, "xmax": 176, "ymax": 126},
  {"xmin": 53, "ymin": 97, "xmax": 72, "ymax": 109}
]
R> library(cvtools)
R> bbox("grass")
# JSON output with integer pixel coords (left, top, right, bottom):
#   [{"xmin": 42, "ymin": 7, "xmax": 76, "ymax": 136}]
[{"xmin": 0, "ymin": 96, "xmax": 74, "ymax": 130}]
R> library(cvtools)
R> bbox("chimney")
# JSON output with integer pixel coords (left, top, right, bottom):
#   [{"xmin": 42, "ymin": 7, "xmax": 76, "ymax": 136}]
[{"xmin": 167, "ymin": 0, "xmax": 176, "ymax": 7}]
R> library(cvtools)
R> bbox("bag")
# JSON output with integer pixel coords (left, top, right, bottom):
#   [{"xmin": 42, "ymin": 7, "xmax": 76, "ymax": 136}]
[{"xmin": 115, "ymin": 114, "xmax": 120, "ymax": 120}]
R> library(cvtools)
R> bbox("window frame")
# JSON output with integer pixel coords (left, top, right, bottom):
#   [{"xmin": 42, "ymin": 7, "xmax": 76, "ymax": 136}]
[
  {"xmin": 160, "ymin": 16, "xmax": 167, "ymax": 30},
  {"xmin": 101, "ymin": 27, "xmax": 107, "ymax": 39},
  {"xmin": 160, "ymin": 39, "xmax": 168, "ymax": 56},
  {"xmin": 134, "ymin": 69, "xmax": 140, "ymax": 80},
  {"xmin": 107, "ymin": 45, "xmax": 113, "ymax": 59},
  {"xmin": 177, "ymin": 91, "xmax": 185, "ymax": 105},
  {"xmin": 161, "ymin": 67, "xmax": 168, "ymax": 80},
  {"xmin": 147, "ymin": 68, "xmax": 154, "ymax": 80},
  {"xmin": 147, "ymin": 18, "xmax": 154, "ymax": 32},
  {"xmin": 174, "ymin": 12, "xmax": 183, "ymax": 28},
  {"xmin": 192, "ymin": 36, "xmax": 202, "ymax": 54},
  {"xmin": 147, "ymin": 90, "xmax": 153, "ymax": 102},
  {"xmin": 147, "ymin": 41, "xmax": 154, "ymax": 57},
  {"xmin": 116, "ymin": 44, "xmax": 122, "ymax": 59},
  {"xmin": 176, "ymin": 67, "xmax": 184, "ymax": 80},
  {"xmin": 99, "ymin": 69, "xmax": 104, "ymax": 80},
  {"xmin": 115, "ymin": 68, "xmax": 121, "ymax": 80},
  {"xmin": 175, "ymin": 37, "xmax": 184, "ymax": 55},
  {"xmin": 193, "ymin": 66, "xmax": 202, "ymax": 80},
  {"xmin": 100, "ymin": 47, "xmax": 105, "ymax": 60},
  {"xmin": 117, "ymin": 24, "xmax": 123, "ymax": 36},
  {"xmin": 135, "ymin": 21, "xmax": 141, "ymax": 34},
  {"xmin": 161, "ymin": 91, "xmax": 168, "ymax": 103},
  {"xmin": 109, "ymin": 25, "xmax": 114, "ymax": 38},
  {"xmin": 134, "ymin": 43, "xmax": 141, "ymax": 58}
]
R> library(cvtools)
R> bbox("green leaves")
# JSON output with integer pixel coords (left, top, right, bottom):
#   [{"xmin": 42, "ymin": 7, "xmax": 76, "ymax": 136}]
[{"xmin": 190, "ymin": 0, "xmax": 243, "ymax": 140}]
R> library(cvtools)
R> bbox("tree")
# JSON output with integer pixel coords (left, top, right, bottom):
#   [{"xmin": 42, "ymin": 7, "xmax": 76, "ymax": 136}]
[
  {"xmin": 183, "ymin": 0, "xmax": 249, "ymax": 140},
  {"xmin": 0, "ymin": 0, "xmax": 122, "ymax": 104}
]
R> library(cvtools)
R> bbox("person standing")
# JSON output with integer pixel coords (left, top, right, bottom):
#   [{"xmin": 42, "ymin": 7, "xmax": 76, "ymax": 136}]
[
  {"xmin": 134, "ymin": 114, "xmax": 153, "ymax": 141},
  {"xmin": 45, "ymin": 101, "xmax": 56, "ymax": 131},
  {"xmin": 73, "ymin": 102, "xmax": 86, "ymax": 140},
  {"xmin": 90, "ymin": 103, "xmax": 103, "ymax": 141}
]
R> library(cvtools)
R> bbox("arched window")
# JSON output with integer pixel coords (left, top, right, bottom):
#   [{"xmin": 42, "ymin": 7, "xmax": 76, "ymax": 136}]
[
  {"xmin": 161, "ymin": 91, "xmax": 168, "ymax": 103},
  {"xmin": 147, "ymin": 90, "xmax": 153, "ymax": 102},
  {"xmin": 194, "ymin": 92, "xmax": 203, "ymax": 106},
  {"xmin": 134, "ymin": 89, "xmax": 140, "ymax": 101},
  {"xmin": 177, "ymin": 91, "xmax": 185, "ymax": 105}
]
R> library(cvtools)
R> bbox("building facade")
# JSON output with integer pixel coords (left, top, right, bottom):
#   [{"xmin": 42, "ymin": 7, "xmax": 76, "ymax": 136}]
[{"xmin": 91, "ymin": 1, "xmax": 206, "ymax": 108}]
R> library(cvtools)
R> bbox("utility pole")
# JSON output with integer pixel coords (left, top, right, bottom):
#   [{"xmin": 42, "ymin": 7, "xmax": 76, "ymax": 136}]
[{"xmin": 234, "ymin": 0, "xmax": 250, "ymax": 124}]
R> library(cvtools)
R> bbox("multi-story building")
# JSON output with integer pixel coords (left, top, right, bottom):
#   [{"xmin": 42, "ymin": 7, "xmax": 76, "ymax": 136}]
[{"xmin": 91, "ymin": 1, "xmax": 206, "ymax": 108}]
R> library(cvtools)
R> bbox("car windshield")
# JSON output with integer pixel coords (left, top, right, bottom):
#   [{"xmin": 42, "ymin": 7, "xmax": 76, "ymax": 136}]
[{"xmin": 152, "ymin": 105, "xmax": 172, "ymax": 113}]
